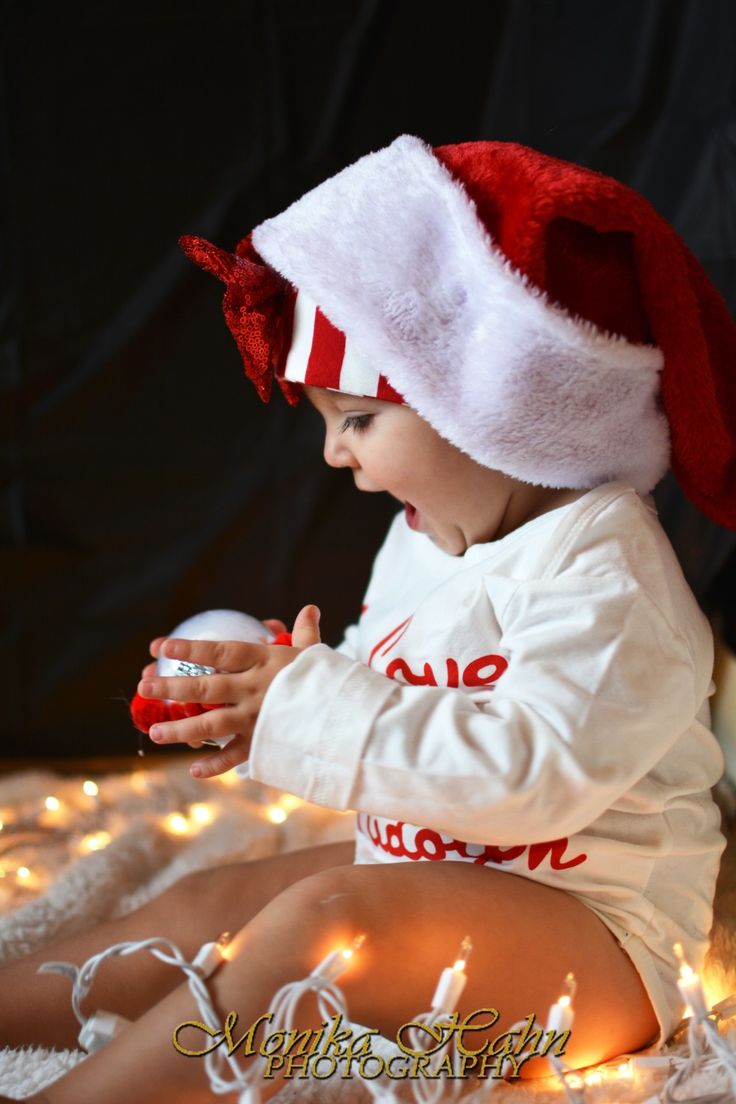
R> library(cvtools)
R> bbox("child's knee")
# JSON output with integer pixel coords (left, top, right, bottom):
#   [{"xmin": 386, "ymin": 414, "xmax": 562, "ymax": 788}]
[
  {"xmin": 241, "ymin": 863, "xmax": 378, "ymax": 966},
  {"xmin": 260, "ymin": 863, "xmax": 362, "ymax": 930},
  {"xmin": 159, "ymin": 866, "xmax": 220, "ymax": 913},
  {"xmin": 146, "ymin": 864, "xmax": 247, "ymax": 942}
]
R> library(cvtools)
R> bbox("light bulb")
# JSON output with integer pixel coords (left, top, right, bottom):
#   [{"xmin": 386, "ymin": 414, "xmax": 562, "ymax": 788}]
[
  {"xmin": 190, "ymin": 803, "xmax": 214, "ymax": 825},
  {"xmin": 279, "ymin": 795, "xmax": 302, "ymax": 812},
  {"xmin": 452, "ymin": 935, "xmax": 473, "ymax": 972},
  {"xmin": 164, "ymin": 813, "xmax": 190, "ymax": 835},
  {"xmin": 81, "ymin": 831, "xmax": 112, "ymax": 852},
  {"xmin": 546, "ymin": 972, "xmax": 576, "ymax": 1035}
]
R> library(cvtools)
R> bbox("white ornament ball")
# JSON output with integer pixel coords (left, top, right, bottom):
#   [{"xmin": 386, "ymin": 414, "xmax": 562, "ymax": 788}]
[
  {"xmin": 156, "ymin": 609, "xmax": 273, "ymax": 677},
  {"xmin": 156, "ymin": 609, "xmax": 275, "ymax": 750}
]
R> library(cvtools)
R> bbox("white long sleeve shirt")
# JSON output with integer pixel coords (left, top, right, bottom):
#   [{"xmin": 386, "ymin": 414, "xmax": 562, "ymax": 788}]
[{"xmin": 250, "ymin": 481, "xmax": 724, "ymax": 966}]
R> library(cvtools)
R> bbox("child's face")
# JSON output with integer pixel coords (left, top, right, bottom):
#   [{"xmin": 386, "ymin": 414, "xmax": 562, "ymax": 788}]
[{"xmin": 304, "ymin": 386, "xmax": 562, "ymax": 555}]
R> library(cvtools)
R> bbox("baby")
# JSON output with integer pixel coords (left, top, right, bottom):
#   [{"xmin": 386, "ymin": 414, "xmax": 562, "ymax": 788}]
[{"xmin": 1, "ymin": 134, "xmax": 733, "ymax": 1104}]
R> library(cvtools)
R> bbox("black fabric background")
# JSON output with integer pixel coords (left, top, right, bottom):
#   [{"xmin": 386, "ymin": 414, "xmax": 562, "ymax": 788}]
[{"xmin": 2, "ymin": 0, "xmax": 735, "ymax": 759}]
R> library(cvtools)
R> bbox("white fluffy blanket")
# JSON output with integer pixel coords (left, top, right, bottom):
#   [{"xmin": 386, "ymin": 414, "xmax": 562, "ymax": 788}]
[{"xmin": 0, "ymin": 764, "xmax": 734, "ymax": 1102}]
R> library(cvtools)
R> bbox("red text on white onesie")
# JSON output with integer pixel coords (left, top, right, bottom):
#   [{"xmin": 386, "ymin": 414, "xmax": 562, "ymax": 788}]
[
  {"xmin": 367, "ymin": 615, "xmax": 509, "ymax": 688},
  {"xmin": 358, "ymin": 814, "xmax": 588, "ymax": 871}
]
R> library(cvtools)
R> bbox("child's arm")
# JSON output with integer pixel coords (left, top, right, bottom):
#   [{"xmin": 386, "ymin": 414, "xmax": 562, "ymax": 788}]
[
  {"xmin": 136, "ymin": 605, "xmax": 322, "ymax": 777},
  {"xmin": 246, "ymin": 572, "xmax": 721, "ymax": 844}
]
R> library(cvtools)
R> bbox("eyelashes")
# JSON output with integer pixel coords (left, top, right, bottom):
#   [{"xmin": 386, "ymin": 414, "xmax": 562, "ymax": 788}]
[{"xmin": 339, "ymin": 414, "xmax": 374, "ymax": 434}]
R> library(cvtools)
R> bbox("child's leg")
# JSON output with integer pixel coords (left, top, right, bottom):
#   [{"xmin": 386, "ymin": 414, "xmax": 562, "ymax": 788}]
[
  {"xmin": 29, "ymin": 861, "xmax": 659, "ymax": 1103},
  {"xmin": 0, "ymin": 839, "xmax": 354, "ymax": 1050}
]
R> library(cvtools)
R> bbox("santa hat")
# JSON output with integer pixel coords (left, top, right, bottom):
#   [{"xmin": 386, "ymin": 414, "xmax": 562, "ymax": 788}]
[{"xmin": 180, "ymin": 135, "xmax": 736, "ymax": 530}]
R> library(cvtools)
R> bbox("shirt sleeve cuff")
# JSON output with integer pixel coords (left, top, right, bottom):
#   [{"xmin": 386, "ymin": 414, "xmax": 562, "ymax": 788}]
[{"xmin": 248, "ymin": 644, "xmax": 396, "ymax": 808}]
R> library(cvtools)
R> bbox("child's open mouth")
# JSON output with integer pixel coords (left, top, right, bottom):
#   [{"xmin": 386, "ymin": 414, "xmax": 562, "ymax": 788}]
[{"xmin": 404, "ymin": 502, "xmax": 419, "ymax": 530}]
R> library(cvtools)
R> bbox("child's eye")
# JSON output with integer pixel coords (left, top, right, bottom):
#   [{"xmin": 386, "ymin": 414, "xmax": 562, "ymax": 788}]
[{"xmin": 339, "ymin": 414, "xmax": 374, "ymax": 434}]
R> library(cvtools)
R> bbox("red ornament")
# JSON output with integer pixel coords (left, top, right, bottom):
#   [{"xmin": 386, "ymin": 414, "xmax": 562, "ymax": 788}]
[{"xmin": 130, "ymin": 630, "xmax": 293, "ymax": 736}]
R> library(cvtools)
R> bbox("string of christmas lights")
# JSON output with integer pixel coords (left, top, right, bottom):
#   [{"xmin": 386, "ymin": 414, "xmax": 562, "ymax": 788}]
[
  {"xmin": 32, "ymin": 927, "xmax": 585, "ymax": 1103},
  {"xmin": 33, "ymin": 914, "xmax": 736, "ymax": 1104},
  {"xmin": 37, "ymin": 927, "xmax": 369, "ymax": 1102},
  {"xmin": 3, "ymin": 768, "xmax": 736, "ymax": 1102},
  {"xmin": 400, "ymin": 936, "xmax": 472, "ymax": 1104},
  {"xmin": 649, "ymin": 944, "xmax": 736, "ymax": 1103},
  {"xmin": 0, "ymin": 768, "xmax": 313, "ymax": 908},
  {"xmin": 37, "ymin": 932, "xmax": 231, "ymax": 1053},
  {"xmin": 204, "ymin": 933, "xmax": 368, "ymax": 1100},
  {"xmin": 542, "ymin": 974, "xmax": 585, "ymax": 1104}
]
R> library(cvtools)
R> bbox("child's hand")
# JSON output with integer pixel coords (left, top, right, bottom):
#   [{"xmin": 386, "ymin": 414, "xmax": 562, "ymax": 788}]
[{"xmin": 136, "ymin": 606, "xmax": 321, "ymax": 779}]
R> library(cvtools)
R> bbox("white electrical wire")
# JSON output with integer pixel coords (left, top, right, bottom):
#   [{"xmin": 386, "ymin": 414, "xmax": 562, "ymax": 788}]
[
  {"xmin": 37, "ymin": 932, "xmax": 364, "ymax": 1102},
  {"xmin": 203, "ymin": 947, "xmax": 357, "ymax": 1101},
  {"xmin": 268, "ymin": 953, "xmax": 351, "ymax": 1029},
  {"xmin": 547, "ymin": 1054, "xmax": 587, "ymax": 1104},
  {"xmin": 657, "ymin": 1003, "xmax": 736, "ymax": 1104},
  {"xmin": 38, "ymin": 936, "xmax": 225, "ymax": 1044},
  {"xmin": 39, "ymin": 929, "xmax": 736, "ymax": 1104},
  {"xmin": 402, "ymin": 1010, "xmax": 464, "ymax": 1104},
  {"xmin": 37, "ymin": 933, "xmax": 254, "ymax": 1097}
]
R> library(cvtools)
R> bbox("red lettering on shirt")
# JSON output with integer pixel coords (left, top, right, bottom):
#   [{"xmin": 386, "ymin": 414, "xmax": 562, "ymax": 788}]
[
  {"xmin": 367, "ymin": 617, "xmax": 508, "ymax": 690},
  {"xmin": 385, "ymin": 820, "xmax": 409, "ymax": 858},
  {"xmin": 385, "ymin": 658, "xmax": 438, "ymax": 686},
  {"xmin": 380, "ymin": 652, "xmax": 508, "ymax": 689},
  {"xmin": 413, "ymin": 828, "xmax": 449, "ymax": 861},
  {"xmin": 472, "ymin": 842, "xmax": 528, "ymax": 864},
  {"xmin": 358, "ymin": 815, "xmax": 587, "ymax": 871},
  {"xmin": 368, "ymin": 617, "xmax": 412, "ymax": 668},
  {"xmin": 462, "ymin": 654, "xmax": 509, "ymax": 686},
  {"xmin": 527, "ymin": 838, "xmax": 587, "ymax": 870}
]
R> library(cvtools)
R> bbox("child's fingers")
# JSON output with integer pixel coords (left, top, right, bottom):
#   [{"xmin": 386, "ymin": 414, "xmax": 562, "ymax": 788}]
[
  {"xmin": 189, "ymin": 737, "xmax": 250, "ymax": 780},
  {"xmin": 263, "ymin": 618, "xmax": 288, "ymax": 636},
  {"xmin": 291, "ymin": 605, "xmax": 322, "ymax": 649},
  {"xmin": 140, "ymin": 661, "xmax": 157, "ymax": 681},
  {"xmin": 147, "ymin": 711, "xmax": 250, "ymax": 778},
  {"xmin": 158, "ymin": 637, "xmax": 263, "ymax": 671},
  {"xmin": 148, "ymin": 709, "xmax": 239, "ymax": 747},
  {"xmin": 138, "ymin": 671, "xmax": 236, "ymax": 704},
  {"xmin": 149, "ymin": 636, "xmax": 167, "ymax": 658}
]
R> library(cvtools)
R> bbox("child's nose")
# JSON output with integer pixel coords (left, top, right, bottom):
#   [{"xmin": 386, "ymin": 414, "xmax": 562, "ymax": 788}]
[{"xmin": 323, "ymin": 430, "xmax": 357, "ymax": 470}]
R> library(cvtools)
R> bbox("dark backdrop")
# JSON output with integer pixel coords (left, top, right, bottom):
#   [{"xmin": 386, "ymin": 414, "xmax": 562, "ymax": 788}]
[{"xmin": 2, "ymin": 0, "xmax": 735, "ymax": 759}]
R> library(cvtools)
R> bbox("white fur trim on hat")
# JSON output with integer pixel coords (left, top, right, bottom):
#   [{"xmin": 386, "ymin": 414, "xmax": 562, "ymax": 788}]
[{"xmin": 253, "ymin": 135, "xmax": 669, "ymax": 492}]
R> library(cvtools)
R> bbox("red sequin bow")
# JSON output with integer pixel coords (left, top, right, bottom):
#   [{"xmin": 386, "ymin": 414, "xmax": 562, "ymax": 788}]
[{"xmin": 179, "ymin": 233, "xmax": 300, "ymax": 404}]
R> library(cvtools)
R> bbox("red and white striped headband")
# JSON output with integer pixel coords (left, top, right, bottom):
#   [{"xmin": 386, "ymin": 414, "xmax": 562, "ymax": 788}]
[{"xmin": 278, "ymin": 288, "xmax": 404, "ymax": 403}]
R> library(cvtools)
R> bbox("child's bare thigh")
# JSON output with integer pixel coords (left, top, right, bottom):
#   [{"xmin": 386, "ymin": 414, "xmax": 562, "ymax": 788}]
[
  {"xmin": 261, "ymin": 859, "xmax": 660, "ymax": 1076},
  {"xmin": 172, "ymin": 837, "xmax": 356, "ymax": 937}
]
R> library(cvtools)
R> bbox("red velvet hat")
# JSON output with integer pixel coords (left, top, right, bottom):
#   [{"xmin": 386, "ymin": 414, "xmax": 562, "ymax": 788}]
[{"xmin": 181, "ymin": 136, "xmax": 736, "ymax": 529}]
